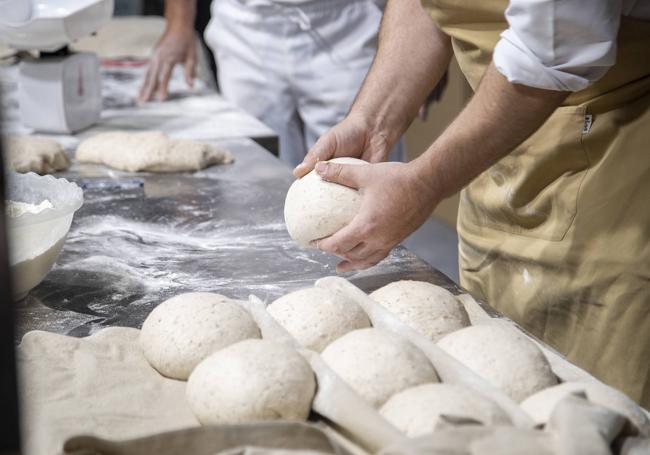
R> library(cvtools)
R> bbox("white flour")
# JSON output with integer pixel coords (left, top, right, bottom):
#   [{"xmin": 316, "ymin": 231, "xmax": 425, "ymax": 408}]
[{"xmin": 6, "ymin": 199, "xmax": 53, "ymax": 218}]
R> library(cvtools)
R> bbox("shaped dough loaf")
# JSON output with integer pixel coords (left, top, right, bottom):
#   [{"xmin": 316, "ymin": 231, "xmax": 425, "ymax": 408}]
[
  {"xmin": 76, "ymin": 131, "xmax": 233, "ymax": 172},
  {"xmin": 284, "ymin": 157, "xmax": 365, "ymax": 247},
  {"xmin": 186, "ymin": 339, "xmax": 315, "ymax": 424},
  {"xmin": 321, "ymin": 328, "xmax": 438, "ymax": 407},
  {"xmin": 370, "ymin": 280, "xmax": 470, "ymax": 341},
  {"xmin": 437, "ymin": 324, "xmax": 557, "ymax": 402},
  {"xmin": 380, "ymin": 383, "xmax": 512, "ymax": 437},
  {"xmin": 267, "ymin": 287, "xmax": 371, "ymax": 352},
  {"xmin": 140, "ymin": 292, "xmax": 260, "ymax": 380},
  {"xmin": 521, "ymin": 381, "xmax": 650, "ymax": 436}
]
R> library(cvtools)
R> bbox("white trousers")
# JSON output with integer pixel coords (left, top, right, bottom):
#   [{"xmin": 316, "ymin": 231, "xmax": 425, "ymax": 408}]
[{"xmin": 204, "ymin": 0, "xmax": 403, "ymax": 166}]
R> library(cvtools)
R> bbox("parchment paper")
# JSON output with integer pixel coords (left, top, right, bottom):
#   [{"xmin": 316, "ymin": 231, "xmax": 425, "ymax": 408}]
[{"xmin": 314, "ymin": 277, "xmax": 534, "ymax": 429}]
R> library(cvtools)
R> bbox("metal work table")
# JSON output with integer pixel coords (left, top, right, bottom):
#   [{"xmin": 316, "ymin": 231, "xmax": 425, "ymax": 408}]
[{"xmin": 14, "ymin": 137, "xmax": 458, "ymax": 340}]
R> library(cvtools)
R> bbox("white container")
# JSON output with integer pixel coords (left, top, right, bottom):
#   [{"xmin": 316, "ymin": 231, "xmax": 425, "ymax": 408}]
[{"xmin": 6, "ymin": 172, "xmax": 83, "ymax": 299}]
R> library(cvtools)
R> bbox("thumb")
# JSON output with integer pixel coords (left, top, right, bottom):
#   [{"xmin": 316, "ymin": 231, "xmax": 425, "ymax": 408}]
[
  {"xmin": 293, "ymin": 132, "xmax": 336, "ymax": 178},
  {"xmin": 315, "ymin": 161, "xmax": 366, "ymax": 189}
]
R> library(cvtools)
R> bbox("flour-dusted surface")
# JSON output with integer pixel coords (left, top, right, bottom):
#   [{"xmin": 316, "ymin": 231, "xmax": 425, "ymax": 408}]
[{"xmin": 14, "ymin": 139, "xmax": 448, "ymax": 340}]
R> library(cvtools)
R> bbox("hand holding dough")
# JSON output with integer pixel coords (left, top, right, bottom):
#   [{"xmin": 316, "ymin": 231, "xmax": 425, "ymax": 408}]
[
  {"xmin": 76, "ymin": 131, "xmax": 233, "ymax": 172},
  {"xmin": 284, "ymin": 157, "xmax": 365, "ymax": 247}
]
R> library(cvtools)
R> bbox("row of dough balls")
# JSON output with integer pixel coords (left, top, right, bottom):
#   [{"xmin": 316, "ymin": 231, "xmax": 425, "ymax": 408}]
[
  {"xmin": 139, "ymin": 292, "xmax": 316, "ymax": 424},
  {"xmin": 138, "ymin": 282, "xmax": 649, "ymax": 438}
]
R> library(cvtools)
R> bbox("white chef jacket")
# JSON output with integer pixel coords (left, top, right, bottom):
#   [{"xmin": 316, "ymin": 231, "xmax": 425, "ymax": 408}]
[{"xmin": 493, "ymin": 0, "xmax": 650, "ymax": 91}]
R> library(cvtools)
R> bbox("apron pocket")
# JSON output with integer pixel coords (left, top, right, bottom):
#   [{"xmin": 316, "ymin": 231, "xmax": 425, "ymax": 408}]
[{"xmin": 461, "ymin": 105, "xmax": 590, "ymax": 241}]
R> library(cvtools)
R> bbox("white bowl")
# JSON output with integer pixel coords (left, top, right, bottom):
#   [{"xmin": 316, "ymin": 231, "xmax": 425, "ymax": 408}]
[{"xmin": 6, "ymin": 172, "xmax": 83, "ymax": 299}]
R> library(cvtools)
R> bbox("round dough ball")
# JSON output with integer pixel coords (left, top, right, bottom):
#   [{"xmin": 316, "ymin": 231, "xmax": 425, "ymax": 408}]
[
  {"xmin": 140, "ymin": 292, "xmax": 260, "ymax": 380},
  {"xmin": 321, "ymin": 328, "xmax": 438, "ymax": 407},
  {"xmin": 370, "ymin": 280, "xmax": 470, "ymax": 341},
  {"xmin": 186, "ymin": 339, "xmax": 316, "ymax": 424},
  {"xmin": 284, "ymin": 157, "xmax": 366, "ymax": 247},
  {"xmin": 521, "ymin": 382, "xmax": 650, "ymax": 436},
  {"xmin": 380, "ymin": 383, "xmax": 512, "ymax": 437},
  {"xmin": 267, "ymin": 287, "xmax": 371, "ymax": 352},
  {"xmin": 437, "ymin": 324, "xmax": 557, "ymax": 402}
]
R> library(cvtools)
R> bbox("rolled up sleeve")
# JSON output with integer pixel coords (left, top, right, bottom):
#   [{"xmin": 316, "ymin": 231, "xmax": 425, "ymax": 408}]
[{"xmin": 493, "ymin": 0, "xmax": 623, "ymax": 91}]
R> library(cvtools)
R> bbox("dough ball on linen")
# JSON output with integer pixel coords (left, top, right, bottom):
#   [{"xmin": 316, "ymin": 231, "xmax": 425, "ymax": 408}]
[
  {"xmin": 321, "ymin": 328, "xmax": 438, "ymax": 407},
  {"xmin": 380, "ymin": 383, "xmax": 512, "ymax": 437},
  {"xmin": 370, "ymin": 280, "xmax": 470, "ymax": 341},
  {"xmin": 76, "ymin": 131, "xmax": 233, "ymax": 172},
  {"xmin": 186, "ymin": 339, "xmax": 315, "ymax": 424},
  {"xmin": 140, "ymin": 292, "xmax": 260, "ymax": 380},
  {"xmin": 284, "ymin": 157, "xmax": 366, "ymax": 247},
  {"xmin": 437, "ymin": 324, "xmax": 557, "ymax": 402},
  {"xmin": 521, "ymin": 382, "xmax": 650, "ymax": 436},
  {"xmin": 267, "ymin": 287, "xmax": 371, "ymax": 352},
  {"xmin": 6, "ymin": 136, "xmax": 70, "ymax": 174}
]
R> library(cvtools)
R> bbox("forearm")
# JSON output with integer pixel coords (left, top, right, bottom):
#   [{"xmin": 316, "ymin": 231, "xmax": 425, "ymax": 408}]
[
  {"xmin": 351, "ymin": 0, "xmax": 452, "ymax": 145},
  {"xmin": 164, "ymin": 0, "xmax": 197, "ymax": 32},
  {"xmin": 414, "ymin": 63, "xmax": 568, "ymax": 199}
]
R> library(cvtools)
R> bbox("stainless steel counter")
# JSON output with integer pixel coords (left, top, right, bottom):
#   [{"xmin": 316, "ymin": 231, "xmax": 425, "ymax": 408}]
[{"xmin": 14, "ymin": 138, "xmax": 459, "ymax": 340}]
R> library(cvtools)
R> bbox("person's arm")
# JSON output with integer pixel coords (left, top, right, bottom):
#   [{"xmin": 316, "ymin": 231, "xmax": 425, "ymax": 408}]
[
  {"xmin": 138, "ymin": 0, "xmax": 197, "ymax": 102},
  {"xmin": 315, "ymin": 64, "xmax": 567, "ymax": 271},
  {"xmin": 293, "ymin": 0, "xmax": 452, "ymax": 177}
]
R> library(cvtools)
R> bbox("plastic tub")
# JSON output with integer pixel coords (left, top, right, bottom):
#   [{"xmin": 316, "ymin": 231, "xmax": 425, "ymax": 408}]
[{"xmin": 6, "ymin": 172, "xmax": 83, "ymax": 299}]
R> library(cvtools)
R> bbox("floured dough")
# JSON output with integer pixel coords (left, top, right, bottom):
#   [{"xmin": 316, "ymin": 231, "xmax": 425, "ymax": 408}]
[
  {"xmin": 321, "ymin": 328, "xmax": 438, "ymax": 407},
  {"xmin": 370, "ymin": 280, "xmax": 470, "ymax": 341},
  {"xmin": 521, "ymin": 381, "xmax": 650, "ymax": 436},
  {"xmin": 267, "ymin": 287, "xmax": 371, "ymax": 352},
  {"xmin": 6, "ymin": 136, "xmax": 70, "ymax": 174},
  {"xmin": 437, "ymin": 324, "xmax": 557, "ymax": 402},
  {"xmin": 284, "ymin": 157, "xmax": 365, "ymax": 247},
  {"xmin": 140, "ymin": 292, "xmax": 260, "ymax": 380},
  {"xmin": 186, "ymin": 339, "xmax": 315, "ymax": 424},
  {"xmin": 380, "ymin": 383, "xmax": 512, "ymax": 437},
  {"xmin": 76, "ymin": 131, "xmax": 233, "ymax": 172}
]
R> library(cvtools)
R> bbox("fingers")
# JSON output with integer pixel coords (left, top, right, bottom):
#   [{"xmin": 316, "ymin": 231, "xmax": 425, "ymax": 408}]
[
  {"xmin": 138, "ymin": 58, "xmax": 160, "ymax": 103},
  {"xmin": 315, "ymin": 161, "xmax": 366, "ymax": 189},
  {"xmin": 317, "ymin": 216, "xmax": 367, "ymax": 257},
  {"xmin": 184, "ymin": 54, "xmax": 196, "ymax": 88},
  {"xmin": 293, "ymin": 133, "xmax": 336, "ymax": 178},
  {"xmin": 336, "ymin": 250, "xmax": 388, "ymax": 273},
  {"xmin": 156, "ymin": 61, "xmax": 174, "ymax": 101}
]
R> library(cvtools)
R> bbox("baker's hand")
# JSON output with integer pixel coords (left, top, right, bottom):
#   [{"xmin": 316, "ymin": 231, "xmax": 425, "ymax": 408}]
[
  {"xmin": 138, "ymin": 25, "xmax": 196, "ymax": 103},
  {"xmin": 315, "ymin": 160, "xmax": 440, "ymax": 272},
  {"xmin": 293, "ymin": 114, "xmax": 393, "ymax": 178}
]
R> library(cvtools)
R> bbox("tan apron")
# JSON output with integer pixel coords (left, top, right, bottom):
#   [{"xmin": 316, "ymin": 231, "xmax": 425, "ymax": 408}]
[{"xmin": 422, "ymin": 0, "xmax": 650, "ymax": 407}]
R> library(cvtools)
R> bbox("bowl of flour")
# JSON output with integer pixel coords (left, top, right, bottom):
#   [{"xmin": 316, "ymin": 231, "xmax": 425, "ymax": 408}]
[{"xmin": 6, "ymin": 172, "xmax": 83, "ymax": 299}]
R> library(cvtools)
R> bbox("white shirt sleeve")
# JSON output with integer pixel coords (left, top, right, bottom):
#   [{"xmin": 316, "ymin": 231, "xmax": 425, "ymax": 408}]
[{"xmin": 493, "ymin": 0, "xmax": 624, "ymax": 91}]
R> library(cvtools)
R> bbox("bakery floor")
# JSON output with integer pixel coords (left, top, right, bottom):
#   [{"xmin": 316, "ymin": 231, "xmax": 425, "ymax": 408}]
[{"xmin": 403, "ymin": 217, "xmax": 460, "ymax": 284}]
